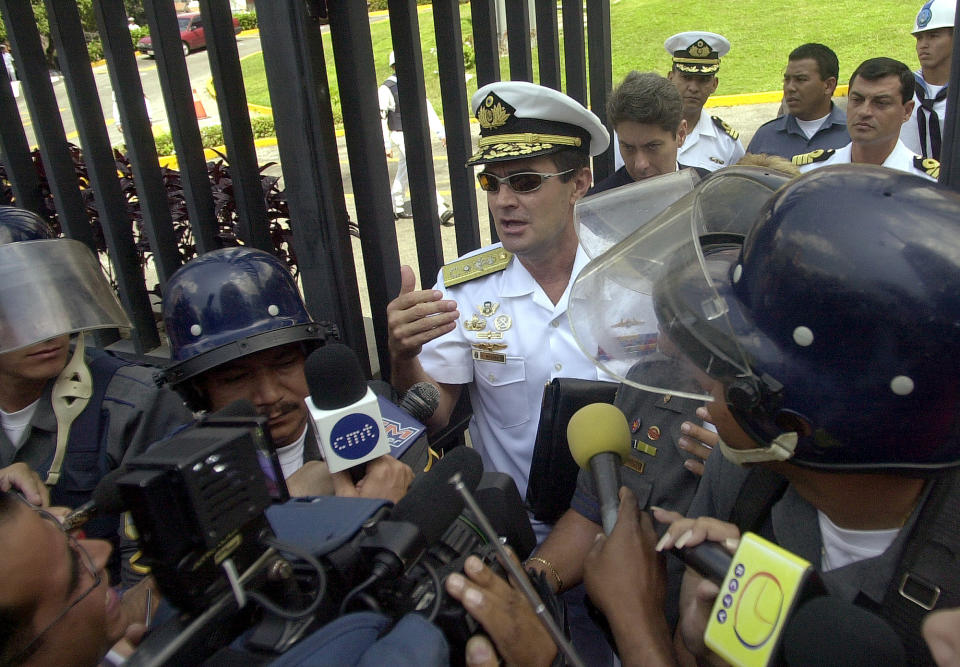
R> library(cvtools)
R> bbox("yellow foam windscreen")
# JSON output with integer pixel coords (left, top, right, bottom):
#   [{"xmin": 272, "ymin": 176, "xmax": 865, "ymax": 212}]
[{"xmin": 567, "ymin": 402, "xmax": 632, "ymax": 470}]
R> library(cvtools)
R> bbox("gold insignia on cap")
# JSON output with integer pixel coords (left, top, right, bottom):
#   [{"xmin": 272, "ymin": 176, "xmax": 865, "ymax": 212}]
[
  {"xmin": 478, "ymin": 101, "xmax": 510, "ymax": 129},
  {"xmin": 690, "ymin": 40, "xmax": 711, "ymax": 58}
]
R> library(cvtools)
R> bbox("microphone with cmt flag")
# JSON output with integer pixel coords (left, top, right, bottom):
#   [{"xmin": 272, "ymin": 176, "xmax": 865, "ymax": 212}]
[
  {"xmin": 304, "ymin": 343, "xmax": 393, "ymax": 473},
  {"xmin": 566, "ymin": 402, "xmax": 632, "ymax": 535}
]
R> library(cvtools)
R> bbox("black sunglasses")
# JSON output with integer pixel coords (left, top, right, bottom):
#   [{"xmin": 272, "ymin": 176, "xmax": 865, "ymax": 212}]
[{"xmin": 476, "ymin": 169, "xmax": 574, "ymax": 193}]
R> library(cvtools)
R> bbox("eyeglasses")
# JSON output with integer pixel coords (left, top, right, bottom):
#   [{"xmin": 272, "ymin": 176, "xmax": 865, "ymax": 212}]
[
  {"xmin": 11, "ymin": 499, "xmax": 102, "ymax": 664},
  {"xmin": 476, "ymin": 169, "xmax": 574, "ymax": 194}
]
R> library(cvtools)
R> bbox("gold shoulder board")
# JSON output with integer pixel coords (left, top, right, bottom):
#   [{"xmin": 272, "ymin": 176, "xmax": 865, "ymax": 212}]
[
  {"xmin": 914, "ymin": 155, "xmax": 940, "ymax": 179},
  {"xmin": 442, "ymin": 248, "xmax": 513, "ymax": 287},
  {"xmin": 791, "ymin": 148, "xmax": 835, "ymax": 166},
  {"xmin": 711, "ymin": 115, "xmax": 740, "ymax": 140}
]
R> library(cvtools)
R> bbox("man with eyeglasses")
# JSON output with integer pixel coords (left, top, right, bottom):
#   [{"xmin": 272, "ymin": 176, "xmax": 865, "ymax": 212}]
[
  {"xmin": 0, "ymin": 491, "xmax": 146, "ymax": 666},
  {"xmin": 387, "ymin": 81, "xmax": 609, "ymax": 541}
]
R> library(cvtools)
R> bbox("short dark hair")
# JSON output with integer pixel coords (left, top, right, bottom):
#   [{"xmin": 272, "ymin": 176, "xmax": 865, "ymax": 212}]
[
  {"xmin": 550, "ymin": 148, "xmax": 590, "ymax": 182},
  {"xmin": 0, "ymin": 493, "xmax": 38, "ymax": 666},
  {"xmin": 788, "ymin": 43, "xmax": 839, "ymax": 81},
  {"xmin": 849, "ymin": 57, "xmax": 914, "ymax": 104},
  {"xmin": 607, "ymin": 71, "xmax": 683, "ymax": 134}
]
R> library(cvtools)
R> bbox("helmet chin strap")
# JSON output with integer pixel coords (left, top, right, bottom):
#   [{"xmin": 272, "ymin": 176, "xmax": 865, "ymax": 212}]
[
  {"xmin": 47, "ymin": 332, "xmax": 93, "ymax": 486},
  {"xmin": 717, "ymin": 431, "xmax": 798, "ymax": 465}
]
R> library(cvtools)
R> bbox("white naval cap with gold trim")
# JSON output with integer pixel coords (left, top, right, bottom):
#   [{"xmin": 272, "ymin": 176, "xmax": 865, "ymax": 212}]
[
  {"xmin": 467, "ymin": 81, "xmax": 609, "ymax": 166},
  {"xmin": 665, "ymin": 31, "xmax": 730, "ymax": 75}
]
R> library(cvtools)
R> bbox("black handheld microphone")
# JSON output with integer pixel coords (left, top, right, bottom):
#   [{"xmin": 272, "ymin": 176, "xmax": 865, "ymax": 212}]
[
  {"xmin": 364, "ymin": 445, "xmax": 484, "ymax": 579},
  {"xmin": 566, "ymin": 403, "xmax": 633, "ymax": 535},
  {"xmin": 61, "ymin": 467, "xmax": 128, "ymax": 531},
  {"xmin": 398, "ymin": 381, "xmax": 441, "ymax": 423}
]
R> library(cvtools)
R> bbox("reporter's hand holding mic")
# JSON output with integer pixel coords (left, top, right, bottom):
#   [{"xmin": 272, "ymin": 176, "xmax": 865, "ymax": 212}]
[{"xmin": 584, "ymin": 486, "xmax": 677, "ymax": 667}]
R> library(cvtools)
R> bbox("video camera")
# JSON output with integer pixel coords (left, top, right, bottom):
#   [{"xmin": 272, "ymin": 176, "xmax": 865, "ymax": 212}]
[{"xmin": 120, "ymin": 401, "xmax": 535, "ymax": 666}]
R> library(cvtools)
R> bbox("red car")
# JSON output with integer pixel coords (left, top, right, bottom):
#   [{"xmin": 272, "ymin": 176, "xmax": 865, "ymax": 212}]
[{"xmin": 136, "ymin": 13, "xmax": 241, "ymax": 58}]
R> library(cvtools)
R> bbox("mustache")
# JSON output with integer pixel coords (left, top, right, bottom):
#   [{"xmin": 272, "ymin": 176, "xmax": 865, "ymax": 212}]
[{"xmin": 259, "ymin": 401, "xmax": 302, "ymax": 420}]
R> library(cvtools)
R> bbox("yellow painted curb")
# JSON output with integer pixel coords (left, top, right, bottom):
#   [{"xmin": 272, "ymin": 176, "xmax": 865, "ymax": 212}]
[
  {"xmin": 706, "ymin": 84, "xmax": 849, "ymax": 107},
  {"xmin": 157, "ymin": 136, "xmax": 279, "ymax": 167}
]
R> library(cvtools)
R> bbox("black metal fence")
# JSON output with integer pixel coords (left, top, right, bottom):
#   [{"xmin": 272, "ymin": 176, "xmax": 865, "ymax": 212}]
[
  {"xmin": 6, "ymin": 0, "xmax": 959, "ymax": 380},
  {"xmin": 0, "ymin": 0, "xmax": 613, "ymax": 379}
]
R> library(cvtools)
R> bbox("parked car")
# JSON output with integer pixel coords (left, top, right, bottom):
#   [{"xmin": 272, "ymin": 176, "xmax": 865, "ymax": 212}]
[{"xmin": 136, "ymin": 13, "xmax": 241, "ymax": 58}]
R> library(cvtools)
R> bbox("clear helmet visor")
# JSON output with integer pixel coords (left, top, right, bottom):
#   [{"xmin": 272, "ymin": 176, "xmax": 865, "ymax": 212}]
[
  {"xmin": 575, "ymin": 167, "xmax": 700, "ymax": 259},
  {"xmin": 569, "ymin": 167, "xmax": 788, "ymax": 400},
  {"xmin": 0, "ymin": 239, "xmax": 131, "ymax": 353}
]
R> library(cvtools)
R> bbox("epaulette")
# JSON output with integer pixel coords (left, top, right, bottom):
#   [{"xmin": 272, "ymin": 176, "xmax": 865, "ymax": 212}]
[
  {"xmin": 711, "ymin": 115, "xmax": 740, "ymax": 140},
  {"xmin": 791, "ymin": 148, "xmax": 835, "ymax": 166},
  {"xmin": 914, "ymin": 155, "xmax": 940, "ymax": 179},
  {"xmin": 442, "ymin": 247, "xmax": 513, "ymax": 287}
]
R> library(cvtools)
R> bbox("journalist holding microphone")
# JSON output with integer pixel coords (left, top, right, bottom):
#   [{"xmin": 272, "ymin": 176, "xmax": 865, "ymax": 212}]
[{"xmin": 447, "ymin": 165, "xmax": 960, "ymax": 666}]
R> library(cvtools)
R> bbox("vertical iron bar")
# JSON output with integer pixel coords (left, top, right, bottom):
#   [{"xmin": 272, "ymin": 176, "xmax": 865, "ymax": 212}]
[
  {"xmin": 506, "ymin": 0, "xmax": 533, "ymax": 82},
  {"xmin": 327, "ymin": 1, "xmax": 408, "ymax": 378},
  {"xmin": 93, "ymin": 0, "xmax": 181, "ymax": 289},
  {"xmin": 434, "ymin": 0, "xmax": 481, "ymax": 257},
  {"xmin": 197, "ymin": 0, "xmax": 272, "ymax": 251},
  {"xmin": 0, "ymin": 0, "xmax": 94, "ymax": 248},
  {"xmin": 0, "ymin": 62, "xmax": 43, "ymax": 213},
  {"xmin": 140, "ymin": 0, "xmax": 218, "ymax": 254},
  {"xmin": 256, "ymin": 0, "xmax": 370, "ymax": 374},
  {"xmin": 535, "ymin": 0, "xmax": 560, "ymax": 90},
  {"xmin": 937, "ymin": 0, "xmax": 960, "ymax": 190},
  {"xmin": 45, "ymin": 0, "xmax": 158, "ymax": 352},
  {"xmin": 586, "ymin": 0, "xmax": 612, "ymax": 182},
  {"xmin": 561, "ymin": 0, "xmax": 586, "ymax": 105},
  {"xmin": 470, "ymin": 0, "xmax": 500, "ymax": 88},
  {"xmin": 387, "ymin": 0, "xmax": 445, "ymax": 284}
]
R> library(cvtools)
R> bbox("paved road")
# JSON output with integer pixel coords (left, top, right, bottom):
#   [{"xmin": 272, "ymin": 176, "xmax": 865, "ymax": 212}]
[{"xmin": 13, "ymin": 31, "xmax": 262, "ymax": 146}]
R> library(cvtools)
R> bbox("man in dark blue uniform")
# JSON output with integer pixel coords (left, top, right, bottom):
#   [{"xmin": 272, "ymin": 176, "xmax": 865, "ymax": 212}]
[{"xmin": 746, "ymin": 43, "xmax": 849, "ymax": 158}]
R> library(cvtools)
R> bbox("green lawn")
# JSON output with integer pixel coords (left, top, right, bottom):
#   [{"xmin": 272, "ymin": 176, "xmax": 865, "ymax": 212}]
[{"xmin": 242, "ymin": 1, "xmax": 920, "ymax": 123}]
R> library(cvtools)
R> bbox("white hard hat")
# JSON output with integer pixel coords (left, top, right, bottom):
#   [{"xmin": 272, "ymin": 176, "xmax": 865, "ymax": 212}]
[{"xmin": 913, "ymin": 0, "xmax": 956, "ymax": 33}]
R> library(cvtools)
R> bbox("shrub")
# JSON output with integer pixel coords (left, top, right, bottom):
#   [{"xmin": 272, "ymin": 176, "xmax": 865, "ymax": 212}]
[
  {"xmin": 199, "ymin": 124, "xmax": 224, "ymax": 148},
  {"xmin": 250, "ymin": 114, "xmax": 275, "ymax": 139},
  {"xmin": 153, "ymin": 132, "xmax": 174, "ymax": 157},
  {"xmin": 235, "ymin": 12, "xmax": 258, "ymax": 31},
  {"xmin": 0, "ymin": 143, "xmax": 299, "ymax": 288},
  {"xmin": 87, "ymin": 38, "xmax": 103, "ymax": 62}
]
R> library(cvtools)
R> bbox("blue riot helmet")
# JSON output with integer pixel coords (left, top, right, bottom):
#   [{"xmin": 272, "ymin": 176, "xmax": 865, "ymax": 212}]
[
  {"xmin": 0, "ymin": 206, "xmax": 54, "ymax": 244},
  {"xmin": 159, "ymin": 247, "xmax": 336, "ymax": 410},
  {"xmin": 649, "ymin": 165, "xmax": 960, "ymax": 471}
]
